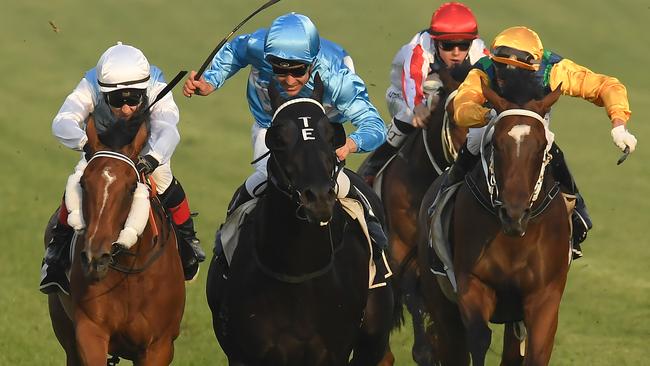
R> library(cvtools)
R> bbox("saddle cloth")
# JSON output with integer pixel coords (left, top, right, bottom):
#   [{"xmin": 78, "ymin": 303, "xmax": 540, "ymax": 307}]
[{"xmin": 219, "ymin": 197, "xmax": 392, "ymax": 289}]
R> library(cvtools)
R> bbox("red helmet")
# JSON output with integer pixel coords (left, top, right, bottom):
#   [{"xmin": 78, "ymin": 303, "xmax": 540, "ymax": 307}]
[{"xmin": 430, "ymin": 2, "xmax": 478, "ymax": 40}]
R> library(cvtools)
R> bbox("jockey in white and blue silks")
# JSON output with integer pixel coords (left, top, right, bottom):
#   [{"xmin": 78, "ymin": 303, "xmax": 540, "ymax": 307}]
[
  {"xmin": 183, "ymin": 12, "xmax": 387, "ymax": 209},
  {"xmin": 40, "ymin": 43, "xmax": 205, "ymax": 295}
]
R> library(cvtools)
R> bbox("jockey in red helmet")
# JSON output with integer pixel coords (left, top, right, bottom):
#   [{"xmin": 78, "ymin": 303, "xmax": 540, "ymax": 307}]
[{"xmin": 360, "ymin": 2, "xmax": 488, "ymax": 185}]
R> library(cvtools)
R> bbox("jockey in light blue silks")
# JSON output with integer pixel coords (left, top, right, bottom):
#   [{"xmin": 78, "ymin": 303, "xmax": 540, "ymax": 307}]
[{"xmin": 183, "ymin": 12, "xmax": 388, "ymax": 248}]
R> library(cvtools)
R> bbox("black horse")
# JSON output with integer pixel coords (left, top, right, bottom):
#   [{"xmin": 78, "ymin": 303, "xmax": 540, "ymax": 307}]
[{"xmin": 206, "ymin": 76, "xmax": 397, "ymax": 366}]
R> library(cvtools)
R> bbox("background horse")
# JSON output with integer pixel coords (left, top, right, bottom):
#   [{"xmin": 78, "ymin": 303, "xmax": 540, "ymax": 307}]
[
  {"xmin": 46, "ymin": 116, "xmax": 185, "ymax": 365},
  {"xmin": 357, "ymin": 67, "xmax": 468, "ymax": 365},
  {"xmin": 417, "ymin": 83, "xmax": 571, "ymax": 365},
  {"xmin": 206, "ymin": 78, "xmax": 397, "ymax": 366}
]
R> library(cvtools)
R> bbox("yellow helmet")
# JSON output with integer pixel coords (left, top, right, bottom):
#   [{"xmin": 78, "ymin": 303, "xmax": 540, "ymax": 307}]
[{"xmin": 490, "ymin": 26, "xmax": 543, "ymax": 71}]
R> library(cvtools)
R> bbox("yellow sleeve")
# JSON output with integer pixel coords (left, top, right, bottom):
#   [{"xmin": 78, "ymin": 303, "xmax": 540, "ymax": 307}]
[
  {"xmin": 549, "ymin": 59, "xmax": 631, "ymax": 124},
  {"xmin": 453, "ymin": 69, "xmax": 492, "ymax": 128}
]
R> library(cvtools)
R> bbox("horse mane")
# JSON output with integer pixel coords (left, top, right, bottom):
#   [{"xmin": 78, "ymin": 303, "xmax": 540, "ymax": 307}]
[
  {"xmin": 96, "ymin": 105, "xmax": 151, "ymax": 150},
  {"xmin": 496, "ymin": 67, "xmax": 545, "ymax": 105}
]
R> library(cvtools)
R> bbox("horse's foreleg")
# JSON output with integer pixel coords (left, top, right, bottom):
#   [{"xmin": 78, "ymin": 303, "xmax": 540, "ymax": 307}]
[
  {"xmin": 522, "ymin": 289, "xmax": 563, "ymax": 366},
  {"xmin": 75, "ymin": 319, "xmax": 109, "ymax": 366},
  {"xmin": 352, "ymin": 286, "xmax": 394, "ymax": 366},
  {"xmin": 501, "ymin": 322, "xmax": 525, "ymax": 366},
  {"xmin": 402, "ymin": 269, "xmax": 435, "ymax": 366},
  {"xmin": 457, "ymin": 275, "xmax": 496, "ymax": 366},
  {"xmin": 136, "ymin": 338, "xmax": 174, "ymax": 366}
]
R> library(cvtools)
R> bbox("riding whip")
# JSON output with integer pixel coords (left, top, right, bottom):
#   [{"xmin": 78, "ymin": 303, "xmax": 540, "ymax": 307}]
[
  {"xmin": 617, "ymin": 146, "xmax": 630, "ymax": 165},
  {"xmin": 194, "ymin": 0, "xmax": 282, "ymax": 80}
]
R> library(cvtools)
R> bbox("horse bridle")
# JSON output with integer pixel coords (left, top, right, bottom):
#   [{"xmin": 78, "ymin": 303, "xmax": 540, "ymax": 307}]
[
  {"xmin": 84, "ymin": 151, "xmax": 167, "ymax": 274},
  {"xmin": 259, "ymin": 146, "xmax": 345, "ymax": 220},
  {"xmin": 479, "ymin": 109, "xmax": 554, "ymax": 210}
]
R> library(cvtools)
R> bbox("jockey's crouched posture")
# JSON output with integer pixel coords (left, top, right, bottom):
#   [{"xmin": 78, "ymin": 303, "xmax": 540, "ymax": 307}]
[
  {"xmin": 40, "ymin": 43, "xmax": 205, "ymax": 295},
  {"xmin": 183, "ymin": 13, "xmax": 388, "ymax": 258},
  {"xmin": 440, "ymin": 27, "xmax": 637, "ymax": 258}
]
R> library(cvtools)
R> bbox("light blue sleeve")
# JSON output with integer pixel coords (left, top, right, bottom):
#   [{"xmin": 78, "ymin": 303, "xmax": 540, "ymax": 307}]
[
  {"xmin": 327, "ymin": 69, "xmax": 387, "ymax": 153},
  {"xmin": 203, "ymin": 33, "xmax": 254, "ymax": 89}
]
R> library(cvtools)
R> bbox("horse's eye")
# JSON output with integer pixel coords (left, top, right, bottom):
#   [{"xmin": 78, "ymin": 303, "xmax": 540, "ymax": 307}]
[{"xmin": 131, "ymin": 183, "xmax": 138, "ymax": 194}]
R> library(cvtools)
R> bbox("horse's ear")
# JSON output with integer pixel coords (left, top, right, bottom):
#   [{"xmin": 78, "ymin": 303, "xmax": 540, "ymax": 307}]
[
  {"xmin": 265, "ymin": 125, "xmax": 285, "ymax": 151},
  {"xmin": 331, "ymin": 122, "xmax": 347, "ymax": 149},
  {"xmin": 540, "ymin": 83, "xmax": 563, "ymax": 113},
  {"xmin": 481, "ymin": 80, "xmax": 508, "ymax": 113},
  {"xmin": 125, "ymin": 121, "xmax": 148, "ymax": 160},
  {"xmin": 268, "ymin": 81, "xmax": 286, "ymax": 113},
  {"xmin": 311, "ymin": 72, "xmax": 324, "ymax": 103},
  {"xmin": 85, "ymin": 116, "xmax": 103, "ymax": 153}
]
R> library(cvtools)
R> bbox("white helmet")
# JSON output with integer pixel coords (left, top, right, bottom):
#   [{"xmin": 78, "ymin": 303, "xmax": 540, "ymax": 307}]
[{"xmin": 96, "ymin": 42, "xmax": 150, "ymax": 92}]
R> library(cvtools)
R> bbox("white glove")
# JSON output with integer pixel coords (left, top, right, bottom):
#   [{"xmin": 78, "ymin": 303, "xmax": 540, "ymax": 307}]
[{"xmin": 611, "ymin": 125, "xmax": 637, "ymax": 153}]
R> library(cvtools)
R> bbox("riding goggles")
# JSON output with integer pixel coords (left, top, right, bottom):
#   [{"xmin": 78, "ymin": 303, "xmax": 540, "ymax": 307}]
[
  {"xmin": 438, "ymin": 40, "xmax": 472, "ymax": 52},
  {"xmin": 269, "ymin": 57, "xmax": 310, "ymax": 77},
  {"xmin": 105, "ymin": 88, "xmax": 145, "ymax": 108},
  {"xmin": 491, "ymin": 46, "xmax": 540, "ymax": 71}
]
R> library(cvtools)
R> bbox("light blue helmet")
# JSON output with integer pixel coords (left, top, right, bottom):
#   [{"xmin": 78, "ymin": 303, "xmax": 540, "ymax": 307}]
[{"xmin": 264, "ymin": 13, "xmax": 320, "ymax": 64}]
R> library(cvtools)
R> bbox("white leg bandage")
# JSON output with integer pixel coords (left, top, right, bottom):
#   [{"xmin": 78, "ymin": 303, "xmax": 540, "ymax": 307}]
[{"xmin": 115, "ymin": 182, "xmax": 151, "ymax": 249}]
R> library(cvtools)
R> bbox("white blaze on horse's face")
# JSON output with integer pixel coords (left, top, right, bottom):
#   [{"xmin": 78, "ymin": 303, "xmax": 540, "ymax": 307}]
[
  {"xmin": 299, "ymin": 116, "xmax": 315, "ymax": 141},
  {"xmin": 507, "ymin": 125, "xmax": 532, "ymax": 157},
  {"xmin": 88, "ymin": 167, "xmax": 116, "ymax": 252}
]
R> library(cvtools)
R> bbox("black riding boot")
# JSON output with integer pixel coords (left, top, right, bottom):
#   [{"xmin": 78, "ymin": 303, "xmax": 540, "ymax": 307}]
[
  {"xmin": 359, "ymin": 143, "xmax": 399, "ymax": 186},
  {"xmin": 344, "ymin": 173, "xmax": 388, "ymax": 252},
  {"xmin": 358, "ymin": 118, "xmax": 414, "ymax": 186},
  {"xmin": 440, "ymin": 142, "xmax": 480, "ymax": 191},
  {"xmin": 160, "ymin": 178, "xmax": 206, "ymax": 280},
  {"xmin": 39, "ymin": 223, "xmax": 74, "ymax": 295},
  {"xmin": 226, "ymin": 183, "xmax": 254, "ymax": 217},
  {"xmin": 175, "ymin": 216, "xmax": 205, "ymax": 280},
  {"xmin": 549, "ymin": 143, "xmax": 592, "ymax": 259}
]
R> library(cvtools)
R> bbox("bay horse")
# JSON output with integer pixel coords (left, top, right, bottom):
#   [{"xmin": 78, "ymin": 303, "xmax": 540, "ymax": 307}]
[
  {"xmin": 46, "ymin": 115, "xmax": 185, "ymax": 365},
  {"xmin": 357, "ymin": 67, "xmax": 469, "ymax": 365},
  {"xmin": 416, "ymin": 82, "xmax": 571, "ymax": 365},
  {"xmin": 206, "ymin": 77, "xmax": 397, "ymax": 366}
]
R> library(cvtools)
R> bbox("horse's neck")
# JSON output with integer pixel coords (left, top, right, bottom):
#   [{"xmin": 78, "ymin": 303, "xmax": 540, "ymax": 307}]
[{"xmin": 254, "ymin": 187, "xmax": 335, "ymax": 270}]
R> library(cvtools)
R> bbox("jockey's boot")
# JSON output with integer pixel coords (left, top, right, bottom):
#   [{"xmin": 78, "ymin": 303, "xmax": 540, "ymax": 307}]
[
  {"xmin": 359, "ymin": 143, "xmax": 398, "ymax": 187},
  {"xmin": 345, "ymin": 180, "xmax": 388, "ymax": 253},
  {"xmin": 428, "ymin": 142, "xmax": 479, "ymax": 216},
  {"xmin": 39, "ymin": 223, "xmax": 74, "ymax": 295},
  {"xmin": 549, "ymin": 143, "xmax": 592, "ymax": 259},
  {"xmin": 226, "ymin": 183, "xmax": 254, "ymax": 217},
  {"xmin": 440, "ymin": 142, "xmax": 479, "ymax": 192},
  {"xmin": 160, "ymin": 177, "xmax": 206, "ymax": 280},
  {"xmin": 358, "ymin": 118, "xmax": 412, "ymax": 186},
  {"xmin": 176, "ymin": 215, "xmax": 206, "ymax": 281}
]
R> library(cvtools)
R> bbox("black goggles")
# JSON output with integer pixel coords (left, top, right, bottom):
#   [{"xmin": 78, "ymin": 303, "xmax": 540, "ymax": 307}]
[
  {"xmin": 105, "ymin": 88, "xmax": 145, "ymax": 108},
  {"xmin": 438, "ymin": 41, "xmax": 472, "ymax": 52},
  {"xmin": 270, "ymin": 60, "xmax": 310, "ymax": 77}
]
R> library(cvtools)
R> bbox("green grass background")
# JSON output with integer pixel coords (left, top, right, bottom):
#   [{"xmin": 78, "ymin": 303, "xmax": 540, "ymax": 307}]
[{"xmin": 1, "ymin": 0, "xmax": 648, "ymax": 364}]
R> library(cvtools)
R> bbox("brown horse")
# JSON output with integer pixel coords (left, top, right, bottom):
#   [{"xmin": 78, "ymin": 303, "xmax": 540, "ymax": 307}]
[
  {"xmin": 46, "ymin": 117, "xmax": 185, "ymax": 365},
  {"xmin": 357, "ymin": 68, "xmax": 468, "ymax": 365},
  {"xmin": 417, "ymin": 83, "xmax": 572, "ymax": 365}
]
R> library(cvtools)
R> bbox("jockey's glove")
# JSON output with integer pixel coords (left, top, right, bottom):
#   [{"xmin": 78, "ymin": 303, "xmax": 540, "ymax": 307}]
[
  {"xmin": 137, "ymin": 154, "xmax": 159, "ymax": 175},
  {"xmin": 611, "ymin": 125, "xmax": 637, "ymax": 153}
]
